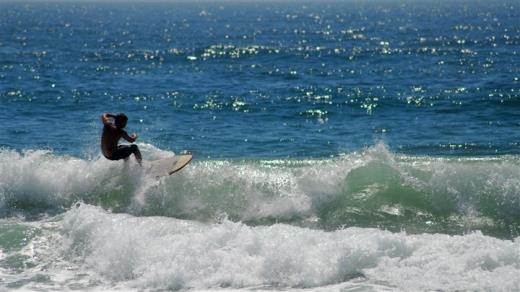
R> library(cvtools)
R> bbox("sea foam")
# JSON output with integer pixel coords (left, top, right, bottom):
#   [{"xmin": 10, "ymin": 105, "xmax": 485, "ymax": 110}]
[{"xmin": 59, "ymin": 203, "xmax": 520, "ymax": 291}]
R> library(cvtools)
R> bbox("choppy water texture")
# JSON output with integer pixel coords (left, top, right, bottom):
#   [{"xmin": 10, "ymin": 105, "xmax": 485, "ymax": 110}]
[
  {"xmin": 0, "ymin": 0, "xmax": 519, "ymax": 291},
  {"xmin": 1, "ymin": 0, "xmax": 519, "ymax": 157}
]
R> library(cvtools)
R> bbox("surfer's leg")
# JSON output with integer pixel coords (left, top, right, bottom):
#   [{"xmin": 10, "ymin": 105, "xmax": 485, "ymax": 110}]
[
  {"xmin": 130, "ymin": 144, "xmax": 142, "ymax": 165},
  {"xmin": 109, "ymin": 145, "xmax": 141, "ymax": 165},
  {"xmin": 110, "ymin": 145, "xmax": 134, "ymax": 160}
]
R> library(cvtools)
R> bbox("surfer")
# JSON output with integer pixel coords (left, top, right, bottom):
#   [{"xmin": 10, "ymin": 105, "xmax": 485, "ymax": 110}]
[{"xmin": 100, "ymin": 112, "xmax": 142, "ymax": 165}]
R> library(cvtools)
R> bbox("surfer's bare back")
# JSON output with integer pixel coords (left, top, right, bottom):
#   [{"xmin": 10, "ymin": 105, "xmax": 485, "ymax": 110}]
[{"xmin": 101, "ymin": 112, "xmax": 142, "ymax": 165}]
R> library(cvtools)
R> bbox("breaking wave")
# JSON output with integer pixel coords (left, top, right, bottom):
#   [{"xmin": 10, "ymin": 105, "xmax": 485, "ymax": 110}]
[{"xmin": 1, "ymin": 143, "xmax": 519, "ymax": 238}]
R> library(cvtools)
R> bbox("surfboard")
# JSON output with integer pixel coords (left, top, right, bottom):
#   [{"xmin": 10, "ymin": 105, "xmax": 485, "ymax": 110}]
[{"xmin": 144, "ymin": 154, "xmax": 193, "ymax": 178}]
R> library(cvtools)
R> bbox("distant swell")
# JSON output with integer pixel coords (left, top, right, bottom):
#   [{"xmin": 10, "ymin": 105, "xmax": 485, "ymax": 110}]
[{"xmin": 1, "ymin": 143, "xmax": 519, "ymax": 238}]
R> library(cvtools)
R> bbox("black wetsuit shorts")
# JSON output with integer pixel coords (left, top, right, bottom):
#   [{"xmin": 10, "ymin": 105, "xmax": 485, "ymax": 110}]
[{"xmin": 105, "ymin": 144, "xmax": 139, "ymax": 160}]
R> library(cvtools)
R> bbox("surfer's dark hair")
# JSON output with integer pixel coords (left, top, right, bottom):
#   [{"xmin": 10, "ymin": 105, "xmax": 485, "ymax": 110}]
[{"xmin": 115, "ymin": 113, "xmax": 128, "ymax": 129}]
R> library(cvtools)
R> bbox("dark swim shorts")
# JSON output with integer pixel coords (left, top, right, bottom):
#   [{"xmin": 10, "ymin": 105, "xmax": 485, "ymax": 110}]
[{"xmin": 106, "ymin": 144, "xmax": 139, "ymax": 160}]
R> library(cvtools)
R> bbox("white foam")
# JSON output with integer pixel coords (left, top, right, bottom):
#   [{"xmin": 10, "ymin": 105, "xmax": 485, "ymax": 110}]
[
  {"xmin": 0, "ymin": 148, "xmax": 155, "ymax": 213},
  {"xmin": 0, "ymin": 150, "xmax": 134, "ymax": 211},
  {"xmin": 59, "ymin": 204, "xmax": 520, "ymax": 291}
]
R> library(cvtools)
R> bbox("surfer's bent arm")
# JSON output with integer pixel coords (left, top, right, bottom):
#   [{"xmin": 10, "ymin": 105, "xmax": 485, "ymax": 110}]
[
  {"xmin": 101, "ymin": 113, "xmax": 115, "ymax": 126},
  {"xmin": 121, "ymin": 130, "xmax": 138, "ymax": 143}
]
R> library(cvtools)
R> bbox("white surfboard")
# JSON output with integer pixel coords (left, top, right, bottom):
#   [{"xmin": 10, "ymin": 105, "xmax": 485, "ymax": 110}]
[{"xmin": 144, "ymin": 154, "xmax": 193, "ymax": 178}]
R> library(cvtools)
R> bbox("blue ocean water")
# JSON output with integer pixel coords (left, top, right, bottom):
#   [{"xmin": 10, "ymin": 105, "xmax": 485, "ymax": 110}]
[
  {"xmin": 1, "ymin": 0, "xmax": 519, "ymax": 157},
  {"xmin": 0, "ymin": 1, "xmax": 520, "ymax": 291}
]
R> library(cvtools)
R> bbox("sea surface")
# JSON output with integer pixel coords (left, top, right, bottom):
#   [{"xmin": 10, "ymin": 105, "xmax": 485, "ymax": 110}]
[{"xmin": 1, "ymin": 0, "xmax": 519, "ymax": 290}]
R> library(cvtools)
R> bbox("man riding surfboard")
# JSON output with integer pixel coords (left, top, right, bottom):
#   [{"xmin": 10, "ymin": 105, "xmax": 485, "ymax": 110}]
[{"xmin": 100, "ymin": 112, "xmax": 142, "ymax": 165}]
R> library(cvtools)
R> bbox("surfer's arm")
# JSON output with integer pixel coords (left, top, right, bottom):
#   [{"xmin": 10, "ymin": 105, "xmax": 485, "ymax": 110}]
[
  {"xmin": 101, "ymin": 113, "xmax": 116, "ymax": 127},
  {"xmin": 121, "ymin": 130, "xmax": 138, "ymax": 143}
]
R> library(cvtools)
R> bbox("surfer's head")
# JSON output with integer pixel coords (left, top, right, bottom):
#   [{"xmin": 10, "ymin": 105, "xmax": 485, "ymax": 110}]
[{"xmin": 114, "ymin": 113, "xmax": 128, "ymax": 129}]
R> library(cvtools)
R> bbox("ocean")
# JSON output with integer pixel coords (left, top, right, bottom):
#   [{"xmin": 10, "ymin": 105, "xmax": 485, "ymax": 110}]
[{"xmin": 0, "ymin": 0, "xmax": 519, "ymax": 290}]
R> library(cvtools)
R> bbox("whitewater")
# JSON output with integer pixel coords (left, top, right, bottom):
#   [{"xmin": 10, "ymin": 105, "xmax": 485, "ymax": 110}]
[{"xmin": 1, "ymin": 144, "xmax": 519, "ymax": 290}]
